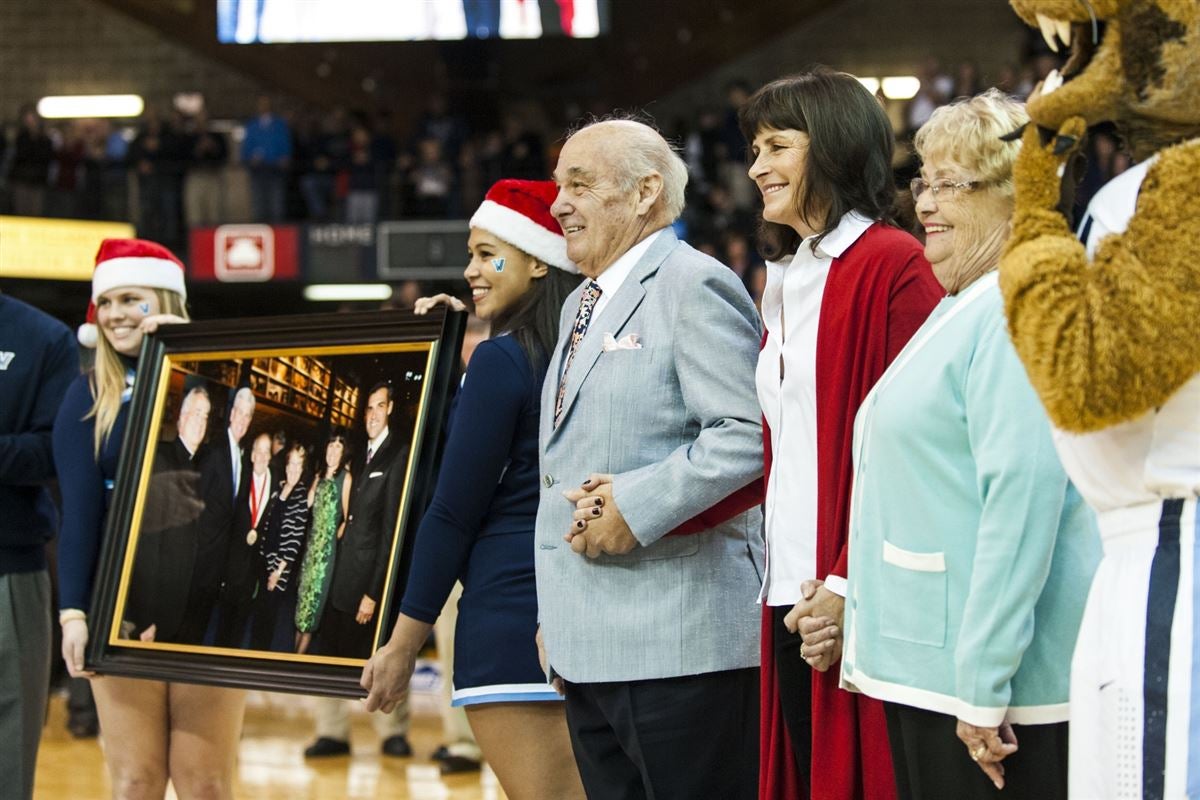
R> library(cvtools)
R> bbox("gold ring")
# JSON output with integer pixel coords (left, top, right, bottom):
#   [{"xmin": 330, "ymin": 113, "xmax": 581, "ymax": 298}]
[{"xmin": 971, "ymin": 746, "xmax": 986, "ymax": 761}]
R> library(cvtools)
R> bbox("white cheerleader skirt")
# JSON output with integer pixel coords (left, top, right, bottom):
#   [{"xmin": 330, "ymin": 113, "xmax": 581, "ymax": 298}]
[{"xmin": 1070, "ymin": 497, "xmax": 1200, "ymax": 799}]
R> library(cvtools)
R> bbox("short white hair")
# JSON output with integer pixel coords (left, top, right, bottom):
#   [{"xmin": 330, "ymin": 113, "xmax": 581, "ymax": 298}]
[
  {"xmin": 233, "ymin": 386, "xmax": 256, "ymax": 412},
  {"xmin": 573, "ymin": 118, "xmax": 688, "ymax": 223},
  {"xmin": 180, "ymin": 384, "xmax": 210, "ymax": 415}
]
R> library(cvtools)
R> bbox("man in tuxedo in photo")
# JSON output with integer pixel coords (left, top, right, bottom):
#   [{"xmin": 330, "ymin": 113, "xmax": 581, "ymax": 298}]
[
  {"xmin": 320, "ymin": 381, "xmax": 407, "ymax": 659},
  {"xmin": 127, "ymin": 384, "xmax": 211, "ymax": 644},
  {"xmin": 177, "ymin": 386, "xmax": 254, "ymax": 644},
  {"xmin": 213, "ymin": 431, "xmax": 274, "ymax": 648}
]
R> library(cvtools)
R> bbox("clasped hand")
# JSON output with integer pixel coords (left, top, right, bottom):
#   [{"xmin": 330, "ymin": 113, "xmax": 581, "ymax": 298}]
[
  {"xmin": 562, "ymin": 474, "xmax": 638, "ymax": 558},
  {"xmin": 785, "ymin": 579, "xmax": 844, "ymax": 673}
]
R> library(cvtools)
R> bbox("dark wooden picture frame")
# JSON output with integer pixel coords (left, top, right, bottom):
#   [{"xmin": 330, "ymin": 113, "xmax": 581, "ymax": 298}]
[{"xmin": 86, "ymin": 308, "xmax": 465, "ymax": 697}]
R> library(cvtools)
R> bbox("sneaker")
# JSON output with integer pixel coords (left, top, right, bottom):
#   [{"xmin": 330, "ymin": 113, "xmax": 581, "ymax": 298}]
[
  {"xmin": 303, "ymin": 737, "xmax": 351, "ymax": 758},
  {"xmin": 381, "ymin": 734, "xmax": 413, "ymax": 757},
  {"xmin": 439, "ymin": 754, "xmax": 482, "ymax": 774},
  {"xmin": 67, "ymin": 714, "xmax": 99, "ymax": 739}
]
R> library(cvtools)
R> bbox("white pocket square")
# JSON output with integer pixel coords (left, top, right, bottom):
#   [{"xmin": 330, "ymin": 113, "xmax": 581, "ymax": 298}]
[
  {"xmin": 601, "ymin": 332, "xmax": 643, "ymax": 352},
  {"xmin": 368, "ymin": 471, "xmax": 384, "ymax": 478}
]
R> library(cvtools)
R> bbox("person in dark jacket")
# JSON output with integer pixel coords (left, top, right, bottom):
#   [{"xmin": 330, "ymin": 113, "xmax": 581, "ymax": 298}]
[
  {"xmin": 10, "ymin": 105, "xmax": 54, "ymax": 217},
  {"xmin": 0, "ymin": 291, "xmax": 78, "ymax": 800}
]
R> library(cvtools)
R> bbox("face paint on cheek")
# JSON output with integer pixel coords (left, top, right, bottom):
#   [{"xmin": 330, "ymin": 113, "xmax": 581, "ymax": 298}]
[
  {"xmin": 491, "ymin": 258, "xmax": 506, "ymax": 272},
  {"xmin": 138, "ymin": 303, "xmax": 151, "ymax": 315}
]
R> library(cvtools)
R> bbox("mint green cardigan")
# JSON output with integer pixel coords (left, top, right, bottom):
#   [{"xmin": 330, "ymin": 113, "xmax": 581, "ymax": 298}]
[{"xmin": 840, "ymin": 273, "xmax": 1100, "ymax": 727}]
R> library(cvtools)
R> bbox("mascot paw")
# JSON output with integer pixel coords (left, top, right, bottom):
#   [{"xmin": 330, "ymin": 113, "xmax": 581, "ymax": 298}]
[{"xmin": 1014, "ymin": 116, "xmax": 1087, "ymax": 214}]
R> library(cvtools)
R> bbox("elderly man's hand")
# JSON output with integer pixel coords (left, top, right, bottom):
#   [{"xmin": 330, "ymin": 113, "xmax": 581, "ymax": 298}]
[
  {"xmin": 562, "ymin": 474, "xmax": 638, "ymax": 558},
  {"xmin": 956, "ymin": 720, "xmax": 1019, "ymax": 789}
]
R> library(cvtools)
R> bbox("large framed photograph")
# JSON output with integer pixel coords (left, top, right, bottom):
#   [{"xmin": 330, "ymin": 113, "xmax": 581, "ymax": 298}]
[{"xmin": 86, "ymin": 309, "xmax": 465, "ymax": 697}]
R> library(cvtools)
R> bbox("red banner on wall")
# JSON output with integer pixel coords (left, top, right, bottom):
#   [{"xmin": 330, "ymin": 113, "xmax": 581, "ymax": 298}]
[{"xmin": 189, "ymin": 224, "xmax": 300, "ymax": 282}]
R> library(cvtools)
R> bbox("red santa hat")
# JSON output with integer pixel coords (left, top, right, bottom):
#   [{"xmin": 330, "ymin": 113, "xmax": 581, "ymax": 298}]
[
  {"xmin": 78, "ymin": 238, "xmax": 187, "ymax": 347},
  {"xmin": 468, "ymin": 179, "xmax": 577, "ymax": 273}
]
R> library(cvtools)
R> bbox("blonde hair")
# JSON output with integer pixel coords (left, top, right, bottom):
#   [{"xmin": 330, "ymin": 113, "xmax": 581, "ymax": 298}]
[
  {"xmin": 88, "ymin": 288, "xmax": 189, "ymax": 458},
  {"xmin": 913, "ymin": 89, "xmax": 1029, "ymax": 197}
]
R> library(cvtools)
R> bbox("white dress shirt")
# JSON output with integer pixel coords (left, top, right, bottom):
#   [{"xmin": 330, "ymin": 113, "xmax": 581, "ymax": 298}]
[
  {"xmin": 248, "ymin": 469, "xmax": 269, "ymax": 528},
  {"xmin": 588, "ymin": 228, "xmax": 667, "ymax": 325},
  {"xmin": 227, "ymin": 428, "xmax": 242, "ymax": 497},
  {"xmin": 756, "ymin": 211, "xmax": 873, "ymax": 606},
  {"xmin": 366, "ymin": 428, "xmax": 389, "ymax": 464}
]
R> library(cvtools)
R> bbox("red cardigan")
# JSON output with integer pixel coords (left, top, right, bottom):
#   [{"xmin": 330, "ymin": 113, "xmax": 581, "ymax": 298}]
[{"xmin": 759, "ymin": 223, "xmax": 942, "ymax": 800}]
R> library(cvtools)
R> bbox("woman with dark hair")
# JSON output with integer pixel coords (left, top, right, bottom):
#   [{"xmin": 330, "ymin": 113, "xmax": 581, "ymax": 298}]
[
  {"xmin": 361, "ymin": 179, "xmax": 586, "ymax": 799},
  {"xmin": 294, "ymin": 431, "xmax": 351, "ymax": 654},
  {"xmin": 250, "ymin": 443, "xmax": 310, "ymax": 652},
  {"xmin": 740, "ymin": 68, "xmax": 943, "ymax": 800}
]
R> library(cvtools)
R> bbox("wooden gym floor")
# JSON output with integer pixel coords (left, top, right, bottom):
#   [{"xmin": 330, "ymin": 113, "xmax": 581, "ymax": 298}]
[{"xmin": 34, "ymin": 691, "xmax": 503, "ymax": 799}]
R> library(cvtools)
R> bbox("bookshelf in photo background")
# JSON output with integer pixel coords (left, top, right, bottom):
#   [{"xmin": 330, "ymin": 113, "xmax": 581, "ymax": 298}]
[
  {"xmin": 249, "ymin": 356, "xmax": 359, "ymax": 427},
  {"xmin": 175, "ymin": 356, "xmax": 359, "ymax": 426}
]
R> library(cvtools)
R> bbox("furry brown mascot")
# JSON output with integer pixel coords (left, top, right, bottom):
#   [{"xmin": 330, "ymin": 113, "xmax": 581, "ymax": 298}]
[
  {"xmin": 999, "ymin": 0, "xmax": 1200, "ymax": 432},
  {"xmin": 998, "ymin": 4, "xmax": 1200, "ymax": 797}
]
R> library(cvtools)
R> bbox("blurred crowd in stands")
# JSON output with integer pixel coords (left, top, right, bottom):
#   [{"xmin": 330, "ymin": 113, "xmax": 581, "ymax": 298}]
[{"xmin": 0, "ymin": 46, "xmax": 1133, "ymax": 310}]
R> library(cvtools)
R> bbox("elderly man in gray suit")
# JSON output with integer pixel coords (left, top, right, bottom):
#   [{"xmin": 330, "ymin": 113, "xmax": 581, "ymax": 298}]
[{"xmin": 537, "ymin": 118, "xmax": 764, "ymax": 799}]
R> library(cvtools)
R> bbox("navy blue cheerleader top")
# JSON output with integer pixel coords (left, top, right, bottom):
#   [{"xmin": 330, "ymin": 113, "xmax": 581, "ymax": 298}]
[
  {"xmin": 53, "ymin": 357, "xmax": 136, "ymax": 612},
  {"xmin": 399, "ymin": 334, "xmax": 543, "ymax": 624}
]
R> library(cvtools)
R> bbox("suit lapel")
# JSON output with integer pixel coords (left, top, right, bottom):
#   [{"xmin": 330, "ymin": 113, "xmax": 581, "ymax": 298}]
[{"xmin": 549, "ymin": 230, "xmax": 678, "ymax": 439}]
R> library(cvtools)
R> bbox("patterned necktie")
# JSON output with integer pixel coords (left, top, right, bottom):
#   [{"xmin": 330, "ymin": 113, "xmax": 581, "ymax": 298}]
[
  {"xmin": 554, "ymin": 281, "xmax": 602, "ymax": 428},
  {"xmin": 366, "ymin": 446, "xmax": 375, "ymax": 464}
]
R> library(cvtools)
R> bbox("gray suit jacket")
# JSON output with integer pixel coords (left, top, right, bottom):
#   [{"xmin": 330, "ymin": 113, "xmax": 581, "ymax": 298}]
[{"xmin": 535, "ymin": 229, "xmax": 765, "ymax": 683}]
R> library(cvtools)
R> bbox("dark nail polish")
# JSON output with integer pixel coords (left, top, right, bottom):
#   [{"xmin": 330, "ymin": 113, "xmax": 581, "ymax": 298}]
[
  {"xmin": 594, "ymin": 497, "xmax": 603, "ymax": 506},
  {"xmin": 591, "ymin": 508, "xmax": 601, "ymax": 516},
  {"xmin": 576, "ymin": 520, "xmax": 585, "ymax": 529}
]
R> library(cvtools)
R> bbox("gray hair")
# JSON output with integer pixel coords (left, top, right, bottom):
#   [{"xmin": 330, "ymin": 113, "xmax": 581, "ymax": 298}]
[
  {"xmin": 233, "ymin": 386, "xmax": 256, "ymax": 412},
  {"xmin": 573, "ymin": 118, "xmax": 689, "ymax": 223},
  {"xmin": 179, "ymin": 384, "xmax": 210, "ymax": 415}
]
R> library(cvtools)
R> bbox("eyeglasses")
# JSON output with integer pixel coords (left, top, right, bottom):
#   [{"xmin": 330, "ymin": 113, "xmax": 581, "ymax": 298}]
[{"xmin": 909, "ymin": 177, "xmax": 984, "ymax": 202}]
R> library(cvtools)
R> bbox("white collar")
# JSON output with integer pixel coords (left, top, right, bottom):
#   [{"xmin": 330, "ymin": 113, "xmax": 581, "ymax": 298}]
[
  {"xmin": 592, "ymin": 227, "xmax": 667, "ymax": 298},
  {"xmin": 816, "ymin": 211, "xmax": 874, "ymax": 258},
  {"xmin": 768, "ymin": 211, "xmax": 875, "ymax": 271},
  {"xmin": 367, "ymin": 428, "xmax": 389, "ymax": 453},
  {"xmin": 227, "ymin": 428, "xmax": 241, "ymax": 454}
]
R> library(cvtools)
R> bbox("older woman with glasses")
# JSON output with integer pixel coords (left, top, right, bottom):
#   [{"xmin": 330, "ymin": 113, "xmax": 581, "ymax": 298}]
[{"xmin": 824, "ymin": 90, "xmax": 1101, "ymax": 799}]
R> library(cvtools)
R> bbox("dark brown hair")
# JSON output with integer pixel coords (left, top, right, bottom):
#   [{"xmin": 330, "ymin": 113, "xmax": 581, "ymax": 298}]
[
  {"xmin": 739, "ymin": 67, "xmax": 897, "ymax": 260},
  {"xmin": 492, "ymin": 267, "xmax": 583, "ymax": 372}
]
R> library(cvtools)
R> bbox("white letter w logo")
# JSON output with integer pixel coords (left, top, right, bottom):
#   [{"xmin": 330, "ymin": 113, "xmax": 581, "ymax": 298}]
[{"xmin": 0, "ymin": 352, "xmax": 15, "ymax": 370}]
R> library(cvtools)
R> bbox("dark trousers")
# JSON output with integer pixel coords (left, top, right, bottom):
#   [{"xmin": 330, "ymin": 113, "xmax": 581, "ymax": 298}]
[
  {"xmin": 773, "ymin": 605, "xmax": 812, "ymax": 795},
  {"xmin": 249, "ymin": 585, "xmax": 296, "ymax": 652},
  {"xmin": 564, "ymin": 667, "xmax": 759, "ymax": 800},
  {"xmin": 214, "ymin": 582, "xmax": 258, "ymax": 649},
  {"xmin": 315, "ymin": 605, "xmax": 373, "ymax": 659},
  {"xmin": 175, "ymin": 581, "xmax": 219, "ymax": 645},
  {"xmin": 884, "ymin": 702, "xmax": 1068, "ymax": 800}
]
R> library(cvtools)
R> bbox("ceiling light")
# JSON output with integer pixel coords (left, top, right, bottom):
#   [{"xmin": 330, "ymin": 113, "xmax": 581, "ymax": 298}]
[
  {"xmin": 856, "ymin": 77, "xmax": 880, "ymax": 95},
  {"xmin": 881, "ymin": 77, "xmax": 921, "ymax": 100},
  {"xmin": 304, "ymin": 284, "xmax": 393, "ymax": 302},
  {"xmin": 36, "ymin": 95, "xmax": 145, "ymax": 119}
]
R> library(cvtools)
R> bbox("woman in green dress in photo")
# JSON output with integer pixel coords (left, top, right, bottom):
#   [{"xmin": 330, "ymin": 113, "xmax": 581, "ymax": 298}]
[{"xmin": 294, "ymin": 430, "xmax": 352, "ymax": 654}]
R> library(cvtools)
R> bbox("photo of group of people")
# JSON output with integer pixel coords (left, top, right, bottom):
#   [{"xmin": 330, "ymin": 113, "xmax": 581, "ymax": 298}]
[{"xmin": 113, "ymin": 344, "xmax": 433, "ymax": 663}]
